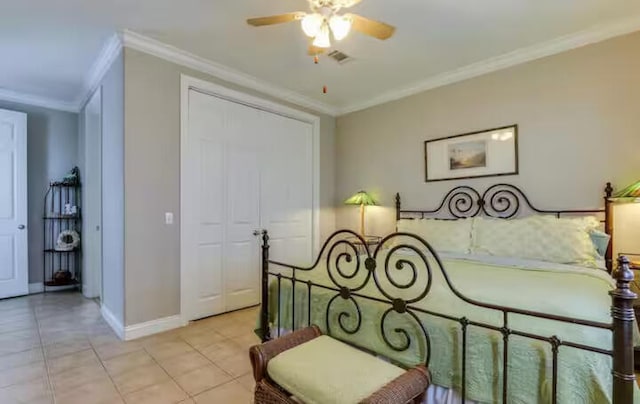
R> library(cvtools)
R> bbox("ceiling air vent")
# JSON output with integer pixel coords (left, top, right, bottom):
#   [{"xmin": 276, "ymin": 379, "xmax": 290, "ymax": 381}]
[{"xmin": 327, "ymin": 50, "xmax": 351, "ymax": 64}]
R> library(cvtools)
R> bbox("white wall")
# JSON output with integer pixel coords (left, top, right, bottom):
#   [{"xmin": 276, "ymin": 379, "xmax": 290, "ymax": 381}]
[
  {"xmin": 335, "ymin": 31, "xmax": 640, "ymax": 257},
  {"xmin": 99, "ymin": 51, "xmax": 125, "ymax": 325},
  {"xmin": 0, "ymin": 100, "xmax": 78, "ymax": 285}
]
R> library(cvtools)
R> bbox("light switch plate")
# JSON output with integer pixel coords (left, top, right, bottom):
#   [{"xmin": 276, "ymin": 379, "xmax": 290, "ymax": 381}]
[{"xmin": 165, "ymin": 212, "xmax": 174, "ymax": 225}]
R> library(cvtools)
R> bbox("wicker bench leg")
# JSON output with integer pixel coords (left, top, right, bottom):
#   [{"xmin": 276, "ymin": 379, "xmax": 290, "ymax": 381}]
[{"xmin": 255, "ymin": 380, "xmax": 297, "ymax": 404}]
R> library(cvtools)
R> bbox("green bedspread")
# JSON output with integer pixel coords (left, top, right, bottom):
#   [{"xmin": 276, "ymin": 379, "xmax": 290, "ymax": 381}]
[{"xmin": 264, "ymin": 252, "xmax": 640, "ymax": 404}]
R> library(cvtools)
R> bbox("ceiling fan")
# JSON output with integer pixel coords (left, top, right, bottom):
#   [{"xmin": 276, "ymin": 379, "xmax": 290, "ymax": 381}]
[{"xmin": 247, "ymin": 0, "xmax": 395, "ymax": 55}]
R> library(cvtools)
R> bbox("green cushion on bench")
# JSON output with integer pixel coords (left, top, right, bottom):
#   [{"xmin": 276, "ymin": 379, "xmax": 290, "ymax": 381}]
[{"xmin": 267, "ymin": 335, "xmax": 406, "ymax": 404}]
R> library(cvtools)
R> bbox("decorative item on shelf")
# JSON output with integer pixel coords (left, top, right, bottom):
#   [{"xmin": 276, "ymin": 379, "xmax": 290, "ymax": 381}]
[
  {"xmin": 344, "ymin": 190, "xmax": 377, "ymax": 238},
  {"xmin": 63, "ymin": 203, "xmax": 78, "ymax": 217},
  {"xmin": 424, "ymin": 125, "xmax": 518, "ymax": 182},
  {"xmin": 53, "ymin": 270, "xmax": 73, "ymax": 284},
  {"xmin": 55, "ymin": 230, "xmax": 80, "ymax": 251},
  {"xmin": 61, "ymin": 166, "xmax": 80, "ymax": 186}
]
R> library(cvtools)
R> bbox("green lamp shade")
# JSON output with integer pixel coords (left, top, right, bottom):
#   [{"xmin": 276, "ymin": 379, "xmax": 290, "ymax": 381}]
[
  {"xmin": 344, "ymin": 191, "xmax": 378, "ymax": 206},
  {"xmin": 613, "ymin": 180, "xmax": 640, "ymax": 201}
]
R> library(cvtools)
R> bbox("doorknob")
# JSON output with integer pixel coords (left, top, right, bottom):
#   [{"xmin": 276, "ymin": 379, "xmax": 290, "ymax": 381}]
[
  {"xmin": 252, "ymin": 229, "xmax": 263, "ymax": 236},
  {"xmin": 17, "ymin": 225, "xmax": 25, "ymax": 230}
]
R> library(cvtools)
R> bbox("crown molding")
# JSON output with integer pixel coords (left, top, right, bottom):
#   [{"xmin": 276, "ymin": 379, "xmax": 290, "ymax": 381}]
[
  {"xmin": 121, "ymin": 30, "xmax": 339, "ymax": 117},
  {"xmin": 0, "ymin": 87, "xmax": 78, "ymax": 113},
  {"xmin": 77, "ymin": 33, "xmax": 123, "ymax": 110},
  {"xmin": 3, "ymin": 13, "xmax": 638, "ymax": 118},
  {"xmin": 0, "ymin": 33, "xmax": 122, "ymax": 114},
  {"xmin": 338, "ymin": 15, "xmax": 640, "ymax": 116}
]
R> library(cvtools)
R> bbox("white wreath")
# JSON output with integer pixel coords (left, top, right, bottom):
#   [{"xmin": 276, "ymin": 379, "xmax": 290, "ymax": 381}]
[{"xmin": 56, "ymin": 230, "xmax": 80, "ymax": 251}]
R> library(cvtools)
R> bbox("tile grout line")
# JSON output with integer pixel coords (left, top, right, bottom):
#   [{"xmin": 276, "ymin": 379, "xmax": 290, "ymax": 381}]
[
  {"xmin": 83, "ymin": 295, "xmax": 132, "ymax": 403},
  {"xmin": 142, "ymin": 344, "xmax": 191, "ymax": 403},
  {"xmin": 175, "ymin": 333, "xmax": 236, "ymax": 399},
  {"xmin": 179, "ymin": 330, "xmax": 255, "ymax": 398},
  {"xmin": 90, "ymin": 339, "xmax": 128, "ymax": 403},
  {"xmin": 33, "ymin": 299, "xmax": 56, "ymax": 404}
]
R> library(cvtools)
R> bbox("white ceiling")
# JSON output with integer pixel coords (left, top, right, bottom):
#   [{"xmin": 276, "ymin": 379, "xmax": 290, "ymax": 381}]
[{"xmin": 1, "ymin": 0, "xmax": 640, "ymax": 114}]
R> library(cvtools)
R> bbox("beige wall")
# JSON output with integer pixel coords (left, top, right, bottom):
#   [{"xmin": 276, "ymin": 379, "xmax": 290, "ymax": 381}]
[
  {"xmin": 123, "ymin": 48, "xmax": 336, "ymax": 325},
  {"xmin": 335, "ymin": 31, "xmax": 640, "ymax": 259}
]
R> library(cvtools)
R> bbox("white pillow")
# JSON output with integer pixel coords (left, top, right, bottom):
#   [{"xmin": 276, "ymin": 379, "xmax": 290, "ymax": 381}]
[
  {"xmin": 472, "ymin": 215, "xmax": 600, "ymax": 268},
  {"xmin": 396, "ymin": 218, "xmax": 473, "ymax": 254}
]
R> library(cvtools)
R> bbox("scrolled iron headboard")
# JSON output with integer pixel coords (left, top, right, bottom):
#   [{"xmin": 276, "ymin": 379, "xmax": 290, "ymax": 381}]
[{"xmin": 395, "ymin": 182, "xmax": 615, "ymax": 270}]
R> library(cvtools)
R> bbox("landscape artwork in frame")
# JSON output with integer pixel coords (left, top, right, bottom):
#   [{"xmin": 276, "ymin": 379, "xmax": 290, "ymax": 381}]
[
  {"xmin": 448, "ymin": 140, "xmax": 487, "ymax": 170},
  {"xmin": 425, "ymin": 125, "xmax": 518, "ymax": 182}
]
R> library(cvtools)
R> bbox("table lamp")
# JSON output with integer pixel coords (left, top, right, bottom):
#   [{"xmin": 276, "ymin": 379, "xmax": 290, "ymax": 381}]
[
  {"xmin": 607, "ymin": 179, "xmax": 640, "ymax": 270},
  {"xmin": 344, "ymin": 190, "xmax": 378, "ymax": 238},
  {"xmin": 612, "ymin": 179, "xmax": 640, "ymax": 202}
]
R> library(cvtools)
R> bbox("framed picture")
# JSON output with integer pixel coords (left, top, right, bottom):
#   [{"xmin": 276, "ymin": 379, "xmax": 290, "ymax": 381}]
[{"xmin": 424, "ymin": 125, "xmax": 518, "ymax": 182}]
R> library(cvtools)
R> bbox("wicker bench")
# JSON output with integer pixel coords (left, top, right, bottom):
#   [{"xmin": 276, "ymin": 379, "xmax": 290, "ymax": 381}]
[{"xmin": 249, "ymin": 326, "xmax": 431, "ymax": 404}]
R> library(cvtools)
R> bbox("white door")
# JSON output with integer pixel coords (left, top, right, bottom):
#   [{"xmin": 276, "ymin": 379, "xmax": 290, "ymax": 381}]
[
  {"xmin": 260, "ymin": 111, "xmax": 313, "ymax": 266},
  {"xmin": 182, "ymin": 89, "xmax": 314, "ymax": 321},
  {"xmin": 83, "ymin": 88, "xmax": 102, "ymax": 299},
  {"xmin": 224, "ymin": 144, "xmax": 261, "ymax": 312},
  {"xmin": 0, "ymin": 109, "xmax": 28, "ymax": 299}
]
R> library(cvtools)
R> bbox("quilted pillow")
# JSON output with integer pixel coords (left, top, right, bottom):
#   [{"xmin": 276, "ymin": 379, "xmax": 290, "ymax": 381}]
[
  {"xmin": 397, "ymin": 218, "xmax": 473, "ymax": 254},
  {"xmin": 472, "ymin": 215, "xmax": 600, "ymax": 268}
]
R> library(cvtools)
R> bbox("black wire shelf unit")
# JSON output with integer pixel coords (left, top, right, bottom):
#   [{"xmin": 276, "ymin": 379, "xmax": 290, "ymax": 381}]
[{"xmin": 43, "ymin": 173, "xmax": 82, "ymax": 292}]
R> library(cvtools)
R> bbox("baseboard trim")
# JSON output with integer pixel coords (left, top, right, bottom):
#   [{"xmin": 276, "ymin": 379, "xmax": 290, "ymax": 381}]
[
  {"xmin": 124, "ymin": 315, "xmax": 186, "ymax": 341},
  {"xmin": 101, "ymin": 305, "xmax": 125, "ymax": 340},
  {"xmin": 29, "ymin": 283, "xmax": 44, "ymax": 294}
]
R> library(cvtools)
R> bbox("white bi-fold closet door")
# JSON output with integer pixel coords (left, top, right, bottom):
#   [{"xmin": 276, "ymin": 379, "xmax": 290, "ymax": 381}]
[{"xmin": 182, "ymin": 88, "xmax": 314, "ymax": 321}]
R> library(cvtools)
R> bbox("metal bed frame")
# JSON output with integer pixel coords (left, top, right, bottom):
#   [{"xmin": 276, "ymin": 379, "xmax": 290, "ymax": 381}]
[{"xmin": 259, "ymin": 183, "xmax": 636, "ymax": 403}]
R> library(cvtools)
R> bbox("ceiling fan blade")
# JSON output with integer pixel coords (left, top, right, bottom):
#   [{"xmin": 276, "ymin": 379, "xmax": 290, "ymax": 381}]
[
  {"xmin": 308, "ymin": 43, "xmax": 326, "ymax": 56},
  {"xmin": 345, "ymin": 13, "xmax": 395, "ymax": 40},
  {"xmin": 247, "ymin": 12, "xmax": 304, "ymax": 27}
]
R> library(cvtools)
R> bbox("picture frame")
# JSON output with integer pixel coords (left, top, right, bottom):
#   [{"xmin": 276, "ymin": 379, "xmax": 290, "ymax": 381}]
[{"xmin": 424, "ymin": 124, "xmax": 519, "ymax": 182}]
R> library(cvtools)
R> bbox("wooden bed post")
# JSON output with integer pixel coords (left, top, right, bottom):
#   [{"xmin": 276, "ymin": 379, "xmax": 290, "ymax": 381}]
[
  {"xmin": 260, "ymin": 230, "xmax": 270, "ymax": 342},
  {"xmin": 605, "ymin": 182, "xmax": 614, "ymax": 272},
  {"xmin": 395, "ymin": 193, "xmax": 401, "ymax": 221},
  {"xmin": 610, "ymin": 255, "xmax": 636, "ymax": 404}
]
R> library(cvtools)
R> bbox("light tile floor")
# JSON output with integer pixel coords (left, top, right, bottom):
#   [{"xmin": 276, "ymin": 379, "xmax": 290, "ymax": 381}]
[{"xmin": 0, "ymin": 291, "xmax": 259, "ymax": 404}]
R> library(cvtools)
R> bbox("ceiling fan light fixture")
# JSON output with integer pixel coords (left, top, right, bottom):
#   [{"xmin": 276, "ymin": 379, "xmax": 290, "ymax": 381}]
[
  {"xmin": 329, "ymin": 15, "xmax": 351, "ymax": 40},
  {"xmin": 301, "ymin": 13, "xmax": 324, "ymax": 37},
  {"xmin": 312, "ymin": 23, "xmax": 332, "ymax": 48}
]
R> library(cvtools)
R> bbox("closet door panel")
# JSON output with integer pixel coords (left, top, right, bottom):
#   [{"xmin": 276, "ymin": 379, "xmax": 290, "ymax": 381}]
[
  {"xmin": 224, "ymin": 145, "xmax": 261, "ymax": 311},
  {"xmin": 184, "ymin": 91, "xmax": 226, "ymax": 319},
  {"xmin": 260, "ymin": 112, "xmax": 313, "ymax": 267},
  {"xmin": 195, "ymin": 139, "xmax": 224, "ymax": 307}
]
